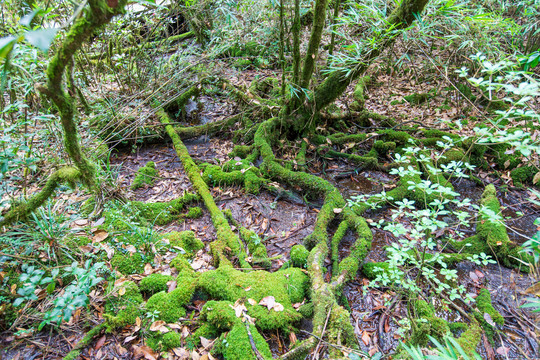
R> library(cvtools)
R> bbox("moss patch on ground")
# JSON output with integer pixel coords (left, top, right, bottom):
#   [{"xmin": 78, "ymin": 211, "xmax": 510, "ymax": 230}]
[{"xmin": 131, "ymin": 161, "xmax": 159, "ymax": 190}]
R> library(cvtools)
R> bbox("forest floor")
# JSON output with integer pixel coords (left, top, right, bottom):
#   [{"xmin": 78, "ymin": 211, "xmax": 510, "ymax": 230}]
[{"xmin": 1, "ymin": 38, "xmax": 540, "ymax": 360}]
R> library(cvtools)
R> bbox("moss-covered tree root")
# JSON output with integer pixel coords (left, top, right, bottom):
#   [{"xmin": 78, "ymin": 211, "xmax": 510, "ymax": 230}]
[
  {"xmin": 39, "ymin": 0, "xmax": 127, "ymax": 190},
  {"xmin": 449, "ymin": 184, "xmax": 533, "ymax": 270},
  {"xmin": 0, "ymin": 167, "xmax": 81, "ymax": 228},
  {"xmin": 160, "ymin": 107, "xmax": 247, "ymax": 268},
  {"xmin": 254, "ymin": 118, "xmax": 371, "ymax": 357}
]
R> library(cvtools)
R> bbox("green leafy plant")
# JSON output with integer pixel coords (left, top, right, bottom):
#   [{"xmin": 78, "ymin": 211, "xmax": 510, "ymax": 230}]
[{"xmin": 39, "ymin": 260, "xmax": 104, "ymax": 329}]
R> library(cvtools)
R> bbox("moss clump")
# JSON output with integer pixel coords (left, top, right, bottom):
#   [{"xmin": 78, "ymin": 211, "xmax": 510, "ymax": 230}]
[
  {"xmin": 449, "ymin": 184, "xmax": 532, "ymax": 269},
  {"xmin": 111, "ymin": 252, "xmax": 145, "ymax": 275},
  {"xmin": 198, "ymin": 266, "xmax": 308, "ymax": 332},
  {"xmin": 297, "ymin": 302, "xmax": 314, "ymax": 318},
  {"xmin": 165, "ymin": 231, "xmax": 204, "ymax": 258},
  {"xmin": 290, "ymin": 244, "xmax": 309, "ymax": 268},
  {"xmin": 104, "ymin": 281, "xmax": 143, "ymax": 330},
  {"xmin": 373, "ymin": 140, "xmax": 396, "ymax": 155},
  {"xmin": 362, "ymin": 261, "xmax": 390, "ymax": 280},
  {"xmin": 200, "ymin": 300, "xmax": 238, "ymax": 330},
  {"xmin": 511, "ymin": 166, "xmax": 538, "ymax": 187},
  {"xmin": 147, "ymin": 331, "xmax": 182, "ymax": 351},
  {"xmin": 438, "ymin": 149, "xmax": 468, "ymax": 166},
  {"xmin": 233, "ymin": 58, "xmax": 252, "ymax": 69},
  {"xmin": 404, "ymin": 93, "xmax": 430, "ymax": 105},
  {"xmin": 145, "ymin": 267, "xmax": 198, "ymax": 323},
  {"xmin": 170, "ymin": 255, "xmax": 193, "ymax": 273},
  {"xmin": 350, "ymin": 75, "xmax": 370, "ymax": 111},
  {"xmin": 214, "ymin": 323, "xmax": 273, "ymax": 360},
  {"xmin": 489, "ymin": 143, "xmax": 521, "ymax": 170},
  {"xmin": 476, "ymin": 289, "xmax": 504, "ymax": 326},
  {"xmin": 131, "ymin": 161, "xmax": 158, "ymax": 190},
  {"xmin": 130, "ymin": 192, "xmax": 200, "ymax": 225},
  {"xmin": 456, "ymin": 320, "xmax": 482, "ymax": 356},
  {"xmin": 140, "ymin": 274, "xmax": 174, "ymax": 296},
  {"xmin": 414, "ymin": 300, "xmax": 450, "ymax": 341},
  {"xmin": 186, "ymin": 206, "xmax": 203, "ymax": 218},
  {"xmin": 146, "ymin": 290, "xmax": 187, "ymax": 323}
]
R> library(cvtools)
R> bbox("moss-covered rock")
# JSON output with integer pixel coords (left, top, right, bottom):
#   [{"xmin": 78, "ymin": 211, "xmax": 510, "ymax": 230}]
[
  {"xmin": 361, "ymin": 261, "xmax": 390, "ymax": 280},
  {"xmin": 131, "ymin": 161, "xmax": 158, "ymax": 190},
  {"xmin": 214, "ymin": 323, "xmax": 273, "ymax": 360},
  {"xmin": 198, "ymin": 265, "xmax": 308, "ymax": 332},
  {"xmin": 146, "ymin": 290, "xmax": 187, "ymax": 323}
]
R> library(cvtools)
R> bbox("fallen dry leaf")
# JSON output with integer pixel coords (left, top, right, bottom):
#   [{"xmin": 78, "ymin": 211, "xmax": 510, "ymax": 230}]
[
  {"xmin": 361, "ymin": 331, "xmax": 371, "ymax": 346},
  {"xmin": 92, "ymin": 229, "xmax": 109, "ymax": 243},
  {"xmin": 149, "ymin": 320, "xmax": 169, "ymax": 333},
  {"xmin": 259, "ymin": 296, "xmax": 276, "ymax": 310}
]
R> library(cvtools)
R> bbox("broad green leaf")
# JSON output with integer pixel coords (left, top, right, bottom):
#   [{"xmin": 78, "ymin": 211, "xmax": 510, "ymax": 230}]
[
  {"xmin": 0, "ymin": 36, "xmax": 17, "ymax": 59},
  {"xmin": 24, "ymin": 28, "xmax": 59, "ymax": 52}
]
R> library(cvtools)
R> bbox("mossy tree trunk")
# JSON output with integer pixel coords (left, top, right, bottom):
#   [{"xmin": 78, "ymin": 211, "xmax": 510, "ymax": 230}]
[
  {"xmin": 40, "ymin": 0, "xmax": 127, "ymax": 189},
  {"xmin": 285, "ymin": 0, "xmax": 430, "ymax": 133}
]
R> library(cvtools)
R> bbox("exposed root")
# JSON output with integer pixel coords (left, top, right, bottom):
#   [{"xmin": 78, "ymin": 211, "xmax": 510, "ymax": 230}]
[
  {"xmin": 0, "ymin": 167, "xmax": 81, "ymax": 229},
  {"xmin": 160, "ymin": 107, "xmax": 246, "ymax": 267},
  {"xmin": 254, "ymin": 118, "xmax": 370, "ymax": 357}
]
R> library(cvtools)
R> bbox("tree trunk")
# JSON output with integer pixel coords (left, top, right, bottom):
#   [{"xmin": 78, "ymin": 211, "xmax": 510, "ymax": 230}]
[{"xmin": 286, "ymin": 0, "xmax": 430, "ymax": 133}]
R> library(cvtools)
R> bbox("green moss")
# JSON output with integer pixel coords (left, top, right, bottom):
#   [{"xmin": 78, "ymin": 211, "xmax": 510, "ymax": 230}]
[
  {"xmin": 361, "ymin": 262, "xmax": 390, "ymax": 280},
  {"xmin": 290, "ymin": 244, "xmax": 309, "ymax": 268},
  {"xmin": 165, "ymin": 231, "xmax": 204, "ymax": 258},
  {"xmin": 187, "ymin": 323, "xmax": 220, "ymax": 349},
  {"xmin": 186, "ymin": 206, "xmax": 203, "ymax": 218},
  {"xmin": 104, "ymin": 281, "xmax": 143, "ymax": 330},
  {"xmin": 111, "ymin": 252, "xmax": 145, "ymax": 275},
  {"xmin": 215, "ymin": 323, "xmax": 272, "ymax": 360},
  {"xmin": 416, "ymin": 300, "xmax": 450, "ymax": 339},
  {"xmin": 448, "ymin": 321, "xmax": 468, "ymax": 334},
  {"xmin": 146, "ymin": 289, "xmax": 188, "ymax": 323},
  {"xmin": 476, "ymin": 289, "xmax": 504, "ymax": 326},
  {"xmin": 140, "ymin": 274, "xmax": 174, "ymax": 296},
  {"xmin": 297, "ymin": 302, "xmax": 314, "ymax": 318},
  {"xmin": 489, "ymin": 144, "xmax": 522, "ymax": 170},
  {"xmin": 200, "ymin": 300, "xmax": 238, "ymax": 330},
  {"xmin": 448, "ymin": 184, "xmax": 521, "ymax": 265},
  {"xmin": 404, "ymin": 93, "xmax": 430, "ymax": 105},
  {"xmin": 511, "ymin": 166, "xmax": 538, "ymax": 187},
  {"xmin": 130, "ymin": 192, "xmax": 200, "ymax": 225},
  {"xmin": 161, "ymin": 110, "xmax": 244, "ymax": 267},
  {"xmin": 147, "ymin": 331, "xmax": 182, "ymax": 351},
  {"xmin": 0, "ymin": 167, "xmax": 81, "ymax": 227},
  {"xmin": 170, "ymin": 255, "xmax": 193, "ymax": 273},
  {"xmin": 438, "ymin": 149, "xmax": 468, "ymax": 166},
  {"xmin": 350, "ymin": 76, "xmax": 370, "ymax": 111},
  {"xmin": 456, "ymin": 320, "xmax": 482, "ymax": 356},
  {"xmin": 131, "ymin": 161, "xmax": 158, "ymax": 190},
  {"xmin": 198, "ymin": 266, "xmax": 308, "ymax": 332},
  {"xmin": 233, "ymin": 58, "xmax": 252, "ymax": 69}
]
